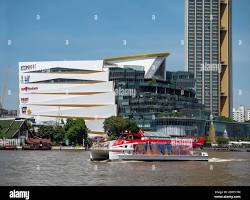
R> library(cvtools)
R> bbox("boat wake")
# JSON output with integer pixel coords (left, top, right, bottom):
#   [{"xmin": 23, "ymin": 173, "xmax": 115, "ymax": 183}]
[{"xmin": 208, "ymin": 158, "xmax": 248, "ymax": 162}]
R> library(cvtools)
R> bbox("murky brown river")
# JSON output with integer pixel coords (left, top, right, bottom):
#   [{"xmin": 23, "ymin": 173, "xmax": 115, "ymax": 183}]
[{"xmin": 0, "ymin": 150, "xmax": 249, "ymax": 186}]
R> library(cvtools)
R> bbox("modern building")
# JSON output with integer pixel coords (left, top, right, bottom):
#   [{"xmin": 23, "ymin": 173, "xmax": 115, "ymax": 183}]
[
  {"xmin": 105, "ymin": 53, "xmax": 207, "ymax": 132},
  {"xmin": 19, "ymin": 60, "xmax": 117, "ymax": 133},
  {"xmin": 213, "ymin": 120, "xmax": 250, "ymax": 139},
  {"xmin": 165, "ymin": 71, "xmax": 195, "ymax": 90},
  {"xmin": 19, "ymin": 52, "xmax": 207, "ymax": 133},
  {"xmin": 233, "ymin": 105, "xmax": 249, "ymax": 123},
  {"xmin": 185, "ymin": 0, "xmax": 232, "ymax": 117}
]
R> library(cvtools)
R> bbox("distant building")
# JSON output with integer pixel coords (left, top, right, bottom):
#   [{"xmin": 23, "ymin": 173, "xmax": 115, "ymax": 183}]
[
  {"xmin": 0, "ymin": 108, "xmax": 17, "ymax": 118},
  {"xmin": 233, "ymin": 106, "xmax": 247, "ymax": 122},
  {"xmin": 185, "ymin": 0, "xmax": 232, "ymax": 117},
  {"xmin": 247, "ymin": 109, "xmax": 250, "ymax": 122}
]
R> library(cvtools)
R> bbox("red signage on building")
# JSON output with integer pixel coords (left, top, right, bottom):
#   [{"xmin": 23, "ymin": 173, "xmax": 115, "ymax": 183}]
[{"xmin": 21, "ymin": 86, "xmax": 38, "ymax": 92}]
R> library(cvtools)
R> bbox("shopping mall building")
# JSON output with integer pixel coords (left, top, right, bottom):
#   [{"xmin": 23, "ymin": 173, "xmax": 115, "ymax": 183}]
[{"xmin": 19, "ymin": 52, "xmax": 206, "ymax": 134}]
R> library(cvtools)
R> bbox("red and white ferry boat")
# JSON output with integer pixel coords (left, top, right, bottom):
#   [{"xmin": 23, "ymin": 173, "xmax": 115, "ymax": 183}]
[{"xmin": 90, "ymin": 130, "xmax": 208, "ymax": 161}]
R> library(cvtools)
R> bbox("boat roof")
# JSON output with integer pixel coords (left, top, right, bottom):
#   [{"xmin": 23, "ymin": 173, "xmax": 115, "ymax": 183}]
[
  {"xmin": 120, "ymin": 131, "xmax": 203, "ymax": 139},
  {"xmin": 143, "ymin": 132, "xmax": 170, "ymax": 138}
]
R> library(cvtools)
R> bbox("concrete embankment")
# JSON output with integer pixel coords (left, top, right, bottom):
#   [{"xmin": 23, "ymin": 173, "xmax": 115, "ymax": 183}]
[
  {"xmin": 52, "ymin": 146, "xmax": 86, "ymax": 150},
  {"xmin": 203, "ymin": 147, "xmax": 250, "ymax": 152},
  {"xmin": 1, "ymin": 146, "xmax": 87, "ymax": 151}
]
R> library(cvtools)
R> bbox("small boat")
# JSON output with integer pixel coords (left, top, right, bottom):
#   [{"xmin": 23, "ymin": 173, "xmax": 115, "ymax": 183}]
[
  {"xmin": 90, "ymin": 131, "xmax": 208, "ymax": 161},
  {"xmin": 22, "ymin": 137, "xmax": 52, "ymax": 150}
]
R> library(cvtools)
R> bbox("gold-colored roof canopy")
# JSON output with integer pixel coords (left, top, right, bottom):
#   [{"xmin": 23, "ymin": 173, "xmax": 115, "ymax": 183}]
[{"xmin": 103, "ymin": 52, "xmax": 170, "ymax": 61}]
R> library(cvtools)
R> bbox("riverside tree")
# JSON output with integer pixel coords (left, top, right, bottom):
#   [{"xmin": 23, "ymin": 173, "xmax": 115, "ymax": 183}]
[
  {"xmin": 103, "ymin": 116, "xmax": 140, "ymax": 139},
  {"xmin": 53, "ymin": 126, "xmax": 66, "ymax": 144},
  {"xmin": 64, "ymin": 118, "xmax": 88, "ymax": 145},
  {"xmin": 36, "ymin": 118, "xmax": 89, "ymax": 146},
  {"xmin": 36, "ymin": 125, "xmax": 65, "ymax": 144},
  {"xmin": 37, "ymin": 125, "xmax": 54, "ymax": 139}
]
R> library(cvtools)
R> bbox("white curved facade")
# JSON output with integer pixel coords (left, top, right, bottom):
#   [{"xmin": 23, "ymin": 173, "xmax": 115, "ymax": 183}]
[
  {"xmin": 19, "ymin": 52, "xmax": 170, "ymax": 133},
  {"xmin": 19, "ymin": 60, "xmax": 117, "ymax": 133}
]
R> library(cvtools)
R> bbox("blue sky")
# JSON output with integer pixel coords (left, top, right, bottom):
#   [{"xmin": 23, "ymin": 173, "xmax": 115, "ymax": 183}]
[{"xmin": 0, "ymin": 0, "xmax": 250, "ymax": 110}]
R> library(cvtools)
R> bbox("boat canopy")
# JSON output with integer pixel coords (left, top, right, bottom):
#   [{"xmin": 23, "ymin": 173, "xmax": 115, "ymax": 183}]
[{"xmin": 143, "ymin": 131, "xmax": 171, "ymax": 138}]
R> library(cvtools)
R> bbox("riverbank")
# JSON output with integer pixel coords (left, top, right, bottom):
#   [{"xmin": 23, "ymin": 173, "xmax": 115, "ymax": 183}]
[
  {"xmin": 203, "ymin": 147, "xmax": 250, "ymax": 152},
  {"xmin": 1, "ymin": 145, "xmax": 250, "ymax": 152},
  {"xmin": 52, "ymin": 146, "xmax": 86, "ymax": 150},
  {"xmin": 0, "ymin": 146, "xmax": 88, "ymax": 151}
]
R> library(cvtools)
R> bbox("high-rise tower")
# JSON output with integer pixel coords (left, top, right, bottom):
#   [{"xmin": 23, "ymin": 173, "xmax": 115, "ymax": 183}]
[{"xmin": 185, "ymin": 0, "xmax": 232, "ymax": 117}]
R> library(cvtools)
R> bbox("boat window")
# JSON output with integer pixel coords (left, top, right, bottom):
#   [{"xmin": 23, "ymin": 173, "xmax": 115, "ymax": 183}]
[
  {"xmin": 127, "ymin": 135, "xmax": 133, "ymax": 140},
  {"xmin": 118, "ymin": 135, "xmax": 127, "ymax": 140},
  {"xmin": 118, "ymin": 134, "xmax": 133, "ymax": 140}
]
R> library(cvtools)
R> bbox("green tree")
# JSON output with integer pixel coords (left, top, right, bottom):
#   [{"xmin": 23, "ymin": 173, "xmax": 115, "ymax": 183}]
[
  {"xmin": 104, "ymin": 116, "xmax": 140, "ymax": 139},
  {"xmin": 103, "ymin": 116, "xmax": 126, "ymax": 136},
  {"xmin": 36, "ymin": 118, "xmax": 89, "ymax": 146},
  {"xmin": 64, "ymin": 118, "xmax": 75, "ymax": 131},
  {"xmin": 124, "ymin": 119, "xmax": 140, "ymax": 134},
  {"xmin": 174, "ymin": 112, "xmax": 184, "ymax": 117},
  {"xmin": 53, "ymin": 126, "xmax": 66, "ymax": 144},
  {"xmin": 37, "ymin": 125, "xmax": 54, "ymax": 139},
  {"xmin": 83, "ymin": 136, "xmax": 93, "ymax": 148},
  {"xmin": 64, "ymin": 118, "xmax": 87, "ymax": 145},
  {"xmin": 216, "ymin": 136, "xmax": 229, "ymax": 145}
]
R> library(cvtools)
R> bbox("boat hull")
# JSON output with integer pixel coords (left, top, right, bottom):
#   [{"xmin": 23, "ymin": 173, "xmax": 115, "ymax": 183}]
[
  {"xmin": 89, "ymin": 149, "xmax": 109, "ymax": 161},
  {"xmin": 116, "ymin": 154, "xmax": 208, "ymax": 161},
  {"xmin": 89, "ymin": 149, "xmax": 209, "ymax": 161}
]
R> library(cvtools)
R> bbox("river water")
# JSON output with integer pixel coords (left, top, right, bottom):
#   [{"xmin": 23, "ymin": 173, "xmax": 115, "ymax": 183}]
[{"xmin": 0, "ymin": 150, "xmax": 249, "ymax": 186}]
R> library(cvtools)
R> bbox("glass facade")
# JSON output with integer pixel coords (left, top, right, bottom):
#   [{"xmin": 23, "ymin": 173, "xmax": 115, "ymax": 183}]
[
  {"xmin": 156, "ymin": 118, "xmax": 250, "ymax": 138},
  {"xmin": 109, "ymin": 67, "xmax": 204, "ymax": 131},
  {"xmin": 166, "ymin": 71, "xmax": 195, "ymax": 90},
  {"xmin": 108, "ymin": 66, "xmax": 248, "ymax": 138},
  {"xmin": 213, "ymin": 121, "xmax": 250, "ymax": 138}
]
